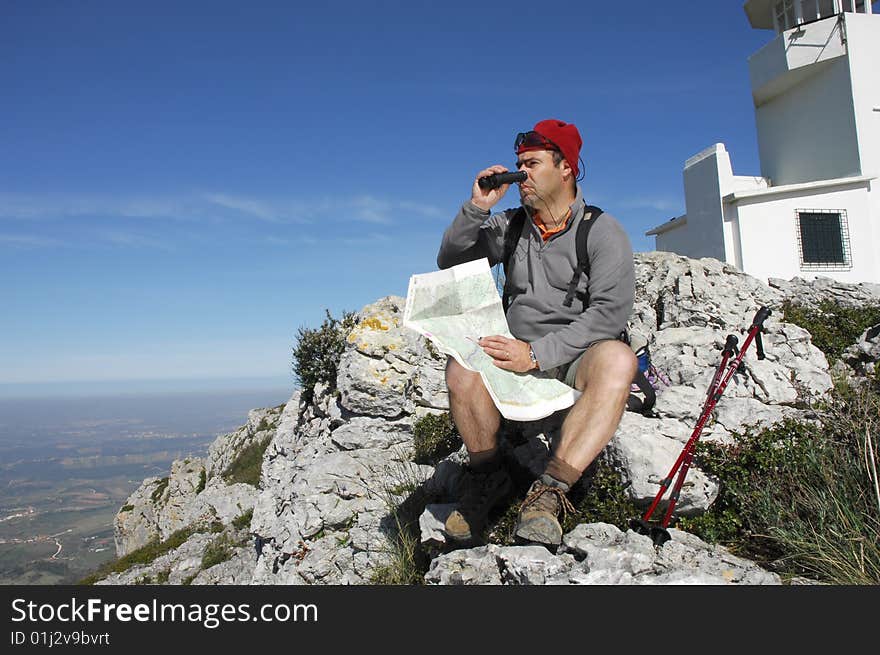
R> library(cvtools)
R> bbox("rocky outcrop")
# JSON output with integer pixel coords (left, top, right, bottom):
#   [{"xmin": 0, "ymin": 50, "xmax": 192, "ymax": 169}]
[
  {"xmin": 425, "ymin": 523, "xmax": 780, "ymax": 585},
  {"xmin": 101, "ymin": 253, "xmax": 879, "ymax": 586},
  {"xmin": 768, "ymin": 275, "xmax": 880, "ymax": 309},
  {"xmin": 249, "ymin": 298, "xmax": 445, "ymax": 585},
  {"xmin": 842, "ymin": 323, "xmax": 880, "ymax": 377},
  {"xmin": 113, "ymin": 404, "xmax": 284, "ymax": 556}
]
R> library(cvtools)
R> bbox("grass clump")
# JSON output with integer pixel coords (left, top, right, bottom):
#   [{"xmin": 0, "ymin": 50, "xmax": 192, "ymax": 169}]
[
  {"xmin": 78, "ymin": 525, "xmax": 198, "ymax": 585},
  {"xmin": 232, "ymin": 508, "xmax": 254, "ymax": 530},
  {"xmin": 120, "ymin": 504, "xmax": 134, "ymax": 513},
  {"xmin": 150, "ymin": 477, "xmax": 169, "ymax": 503},
  {"xmin": 782, "ymin": 300, "xmax": 880, "ymax": 362},
  {"xmin": 222, "ymin": 437, "xmax": 271, "ymax": 487},
  {"xmin": 412, "ymin": 412, "xmax": 461, "ymax": 464},
  {"xmin": 678, "ymin": 382, "xmax": 880, "ymax": 584},
  {"xmin": 292, "ymin": 308, "xmax": 357, "ymax": 405},
  {"xmin": 195, "ymin": 469, "xmax": 207, "ymax": 494},
  {"xmin": 368, "ymin": 461, "xmax": 432, "ymax": 585},
  {"xmin": 201, "ymin": 534, "xmax": 237, "ymax": 570}
]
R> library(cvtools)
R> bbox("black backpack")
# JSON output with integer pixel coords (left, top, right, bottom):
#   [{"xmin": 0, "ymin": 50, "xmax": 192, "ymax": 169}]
[{"xmin": 498, "ymin": 205, "xmax": 657, "ymax": 417}]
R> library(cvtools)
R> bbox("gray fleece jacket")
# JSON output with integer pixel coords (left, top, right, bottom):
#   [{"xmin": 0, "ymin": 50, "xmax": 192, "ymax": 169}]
[{"xmin": 436, "ymin": 186, "xmax": 635, "ymax": 371}]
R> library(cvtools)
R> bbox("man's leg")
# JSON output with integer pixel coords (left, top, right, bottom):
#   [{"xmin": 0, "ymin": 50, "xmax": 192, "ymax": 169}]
[
  {"xmin": 444, "ymin": 357, "xmax": 511, "ymax": 542},
  {"xmin": 555, "ymin": 339, "xmax": 638, "ymax": 473},
  {"xmin": 445, "ymin": 357, "xmax": 501, "ymax": 456},
  {"xmin": 515, "ymin": 340, "xmax": 637, "ymax": 546}
]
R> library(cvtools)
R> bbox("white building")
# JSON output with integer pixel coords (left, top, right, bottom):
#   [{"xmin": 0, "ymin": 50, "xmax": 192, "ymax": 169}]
[{"xmin": 647, "ymin": 1, "xmax": 879, "ymax": 284}]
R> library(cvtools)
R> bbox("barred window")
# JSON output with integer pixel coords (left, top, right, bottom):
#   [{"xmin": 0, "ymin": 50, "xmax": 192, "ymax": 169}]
[{"xmin": 796, "ymin": 209, "xmax": 851, "ymax": 270}]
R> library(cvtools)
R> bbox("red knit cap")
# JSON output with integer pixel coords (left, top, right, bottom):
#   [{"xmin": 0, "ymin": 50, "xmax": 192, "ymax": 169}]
[{"xmin": 517, "ymin": 118, "xmax": 582, "ymax": 179}]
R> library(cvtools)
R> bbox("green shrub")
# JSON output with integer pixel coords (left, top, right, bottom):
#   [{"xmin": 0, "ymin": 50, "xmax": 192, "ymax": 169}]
[
  {"xmin": 292, "ymin": 309, "xmax": 357, "ymax": 404},
  {"xmin": 678, "ymin": 383, "xmax": 880, "ymax": 584},
  {"xmin": 195, "ymin": 469, "xmax": 206, "ymax": 494},
  {"xmin": 120, "ymin": 504, "xmax": 134, "ymax": 513},
  {"xmin": 222, "ymin": 437, "xmax": 271, "ymax": 487},
  {"xmin": 563, "ymin": 457, "xmax": 642, "ymax": 533},
  {"xmin": 232, "ymin": 509, "xmax": 254, "ymax": 530},
  {"xmin": 782, "ymin": 300, "xmax": 880, "ymax": 362},
  {"xmin": 201, "ymin": 534, "xmax": 236, "ymax": 570},
  {"xmin": 78, "ymin": 525, "xmax": 197, "ymax": 585},
  {"xmin": 150, "ymin": 477, "xmax": 169, "ymax": 503},
  {"xmin": 156, "ymin": 569, "xmax": 170, "ymax": 584},
  {"xmin": 677, "ymin": 419, "xmax": 821, "ymax": 549},
  {"xmin": 412, "ymin": 412, "xmax": 461, "ymax": 464}
]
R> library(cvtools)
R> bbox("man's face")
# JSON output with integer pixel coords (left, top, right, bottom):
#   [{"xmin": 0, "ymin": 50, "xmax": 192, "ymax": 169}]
[{"xmin": 515, "ymin": 149, "xmax": 568, "ymax": 208}]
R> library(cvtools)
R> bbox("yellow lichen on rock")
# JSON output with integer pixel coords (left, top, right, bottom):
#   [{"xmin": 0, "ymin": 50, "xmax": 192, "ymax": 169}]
[{"xmin": 361, "ymin": 317, "xmax": 390, "ymax": 331}]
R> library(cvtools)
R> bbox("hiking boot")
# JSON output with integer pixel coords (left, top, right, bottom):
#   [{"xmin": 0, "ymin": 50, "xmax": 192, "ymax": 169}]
[
  {"xmin": 514, "ymin": 474, "xmax": 576, "ymax": 547},
  {"xmin": 444, "ymin": 466, "xmax": 513, "ymax": 543}
]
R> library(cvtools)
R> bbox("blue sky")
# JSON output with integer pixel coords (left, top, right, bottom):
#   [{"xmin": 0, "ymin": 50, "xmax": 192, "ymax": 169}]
[{"xmin": 0, "ymin": 1, "xmax": 807, "ymax": 394}]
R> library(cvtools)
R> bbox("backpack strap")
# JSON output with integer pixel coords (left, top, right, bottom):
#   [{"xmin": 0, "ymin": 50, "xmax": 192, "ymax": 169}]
[
  {"xmin": 562, "ymin": 205, "xmax": 603, "ymax": 309},
  {"xmin": 501, "ymin": 208, "xmax": 527, "ymax": 312},
  {"xmin": 502, "ymin": 203, "xmax": 603, "ymax": 313}
]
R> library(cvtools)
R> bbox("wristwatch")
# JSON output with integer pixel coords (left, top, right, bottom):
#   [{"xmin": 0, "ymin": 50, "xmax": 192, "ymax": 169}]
[{"xmin": 528, "ymin": 345, "xmax": 538, "ymax": 369}]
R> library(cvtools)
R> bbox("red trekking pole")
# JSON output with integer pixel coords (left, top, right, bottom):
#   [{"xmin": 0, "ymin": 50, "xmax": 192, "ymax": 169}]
[{"xmin": 630, "ymin": 306, "xmax": 771, "ymax": 546}]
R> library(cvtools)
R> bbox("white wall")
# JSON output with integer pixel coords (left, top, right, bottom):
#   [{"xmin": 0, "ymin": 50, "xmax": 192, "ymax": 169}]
[
  {"xmin": 749, "ymin": 15, "xmax": 847, "ymax": 97},
  {"xmin": 755, "ymin": 56, "xmax": 861, "ymax": 184},
  {"xmin": 654, "ymin": 220, "xmax": 697, "ymax": 256},
  {"xmin": 732, "ymin": 182, "xmax": 877, "ymax": 283},
  {"xmin": 674, "ymin": 145, "xmax": 730, "ymax": 261},
  {"xmin": 845, "ymin": 13, "xmax": 880, "ymax": 180}
]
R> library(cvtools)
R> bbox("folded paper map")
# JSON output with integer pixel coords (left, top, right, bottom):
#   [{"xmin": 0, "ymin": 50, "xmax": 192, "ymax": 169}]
[{"xmin": 403, "ymin": 258, "xmax": 579, "ymax": 421}]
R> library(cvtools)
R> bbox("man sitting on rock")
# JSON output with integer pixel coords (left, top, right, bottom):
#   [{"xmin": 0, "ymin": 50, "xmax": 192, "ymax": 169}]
[{"xmin": 436, "ymin": 118, "xmax": 636, "ymax": 548}]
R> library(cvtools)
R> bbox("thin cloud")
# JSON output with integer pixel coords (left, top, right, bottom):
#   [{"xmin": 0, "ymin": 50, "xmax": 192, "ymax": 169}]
[
  {"xmin": 203, "ymin": 193, "xmax": 284, "ymax": 222},
  {"xmin": 618, "ymin": 197, "xmax": 681, "ymax": 212},
  {"xmin": 0, "ymin": 191, "xmax": 448, "ymax": 230},
  {"xmin": 263, "ymin": 235, "xmax": 319, "ymax": 246},
  {"xmin": 397, "ymin": 201, "xmax": 447, "ymax": 219},
  {"xmin": 96, "ymin": 231, "xmax": 176, "ymax": 252},
  {"xmin": 341, "ymin": 232, "xmax": 393, "ymax": 246},
  {"xmin": 0, "ymin": 192, "xmax": 205, "ymax": 222},
  {"xmin": 351, "ymin": 196, "xmax": 393, "ymax": 225},
  {"xmin": 0, "ymin": 233, "xmax": 65, "ymax": 248}
]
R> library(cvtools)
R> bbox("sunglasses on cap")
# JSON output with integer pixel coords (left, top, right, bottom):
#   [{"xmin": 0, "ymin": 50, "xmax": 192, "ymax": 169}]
[{"xmin": 514, "ymin": 131, "xmax": 559, "ymax": 153}]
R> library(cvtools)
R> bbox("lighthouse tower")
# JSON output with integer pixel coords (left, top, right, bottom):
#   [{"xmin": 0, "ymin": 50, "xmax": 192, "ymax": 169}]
[
  {"xmin": 747, "ymin": 0, "xmax": 878, "ymax": 186},
  {"xmin": 647, "ymin": 1, "xmax": 880, "ymax": 284}
]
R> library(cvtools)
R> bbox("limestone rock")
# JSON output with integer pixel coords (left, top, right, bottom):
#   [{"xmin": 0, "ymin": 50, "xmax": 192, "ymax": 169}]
[{"xmin": 425, "ymin": 522, "xmax": 781, "ymax": 585}]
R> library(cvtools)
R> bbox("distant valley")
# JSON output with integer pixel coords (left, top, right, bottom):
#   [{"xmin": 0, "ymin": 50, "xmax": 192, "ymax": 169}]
[{"xmin": 0, "ymin": 388, "xmax": 292, "ymax": 584}]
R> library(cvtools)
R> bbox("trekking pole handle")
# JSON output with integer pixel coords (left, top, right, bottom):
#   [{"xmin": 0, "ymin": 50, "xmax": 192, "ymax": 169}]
[
  {"xmin": 752, "ymin": 306, "xmax": 771, "ymax": 360},
  {"xmin": 723, "ymin": 334, "xmax": 738, "ymax": 355},
  {"xmin": 752, "ymin": 306, "xmax": 771, "ymax": 329}
]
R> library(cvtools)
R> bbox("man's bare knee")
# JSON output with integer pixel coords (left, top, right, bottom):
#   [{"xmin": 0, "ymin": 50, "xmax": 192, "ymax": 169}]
[
  {"xmin": 445, "ymin": 357, "xmax": 485, "ymax": 397},
  {"xmin": 576, "ymin": 341, "xmax": 638, "ymax": 390}
]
